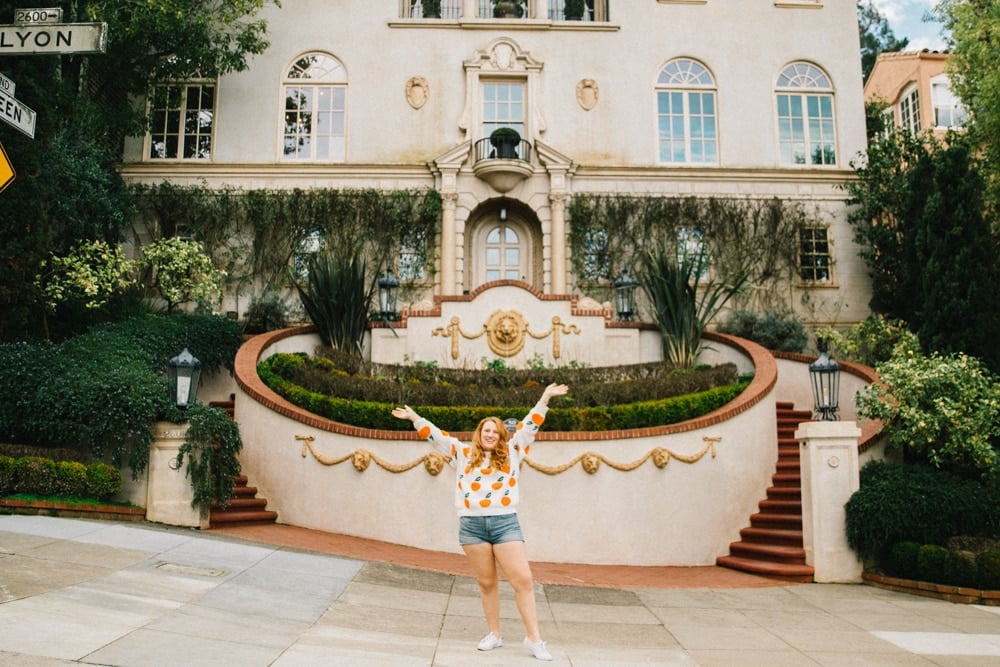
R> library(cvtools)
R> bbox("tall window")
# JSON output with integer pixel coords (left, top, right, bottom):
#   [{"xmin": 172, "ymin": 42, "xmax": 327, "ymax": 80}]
[
  {"xmin": 283, "ymin": 53, "xmax": 347, "ymax": 161},
  {"xmin": 931, "ymin": 76, "xmax": 967, "ymax": 129},
  {"xmin": 775, "ymin": 62, "xmax": 836, "ymax": 166},
  {"xmin": 799, "ymin": 227, "xmax": 831, "ymax": 282},
  {"xmin": 484, "ymin": 224, "xmax": 524, "ymax": 281},
  {"xmin": 149, "ymin": 83, "xmax": 214, "ymax": 159},
  {"xmin": 899, "ymin": 84, "xmax": 920, "ymax": 134},
  {"xmin": 656, "ymin": 58, "xmax": 718, "ymax": 164},
  {"xmin": 483, "ymin": 81, "xmax": 525, "ymax": 139}
]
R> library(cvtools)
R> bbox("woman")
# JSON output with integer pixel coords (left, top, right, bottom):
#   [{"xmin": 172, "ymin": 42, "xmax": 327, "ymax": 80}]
[{"xmin": 391, "ymin": 382, "xmax": 568, "ymax": 662}]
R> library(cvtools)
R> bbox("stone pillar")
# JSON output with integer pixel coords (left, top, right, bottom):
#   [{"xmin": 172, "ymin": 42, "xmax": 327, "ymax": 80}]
[
  {"xmin": 795, "ymin": 420, "xmax": 863, "ymax": 583},
  {"xmin": 549, "ymin": 192, "xmax": 567, "ymax": 294},
  {"xmin": 440, "ymin": 191, "xmax": 458, "ymax": 295},
  {"xmin": 146, "ymin": 422, "xmax": 208, "ymax": 528}
]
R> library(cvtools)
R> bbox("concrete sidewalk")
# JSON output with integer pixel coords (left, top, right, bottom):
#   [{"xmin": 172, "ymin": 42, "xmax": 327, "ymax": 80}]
[{"xmin": 2, "ymin": 515, "xmax": 999, "ymax": 666}]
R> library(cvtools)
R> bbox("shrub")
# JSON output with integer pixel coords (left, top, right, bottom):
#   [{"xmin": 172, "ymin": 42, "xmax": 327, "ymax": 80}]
[
  {"xmin": 0, "ymin": 455, "xmax": 14, "ymax": 495},
  {"xmin": 856, "ymin": 347, "xmax": 1000, "ymax": 476},
  {"xmin": 917, "ymin": 544, "xmax": 952, "ymax": 583},
  {"xmin": 817, "ymin": 315, "xmax": 919, "ymax": 367},
  {"xmin": 845, "ymin": 461, "xmax": 999, "ymax": 560},
  {"xmin": 719, "ymin": 310, "xmax": 807, "ymax": 352},
  {"xmin": 885, "ymin": 541, "xmax": 921, "ymax": 579},
  {"xmin": 947, "ymin": 550, "xmax": 980, "ymax": 588},
  {"xmin": 53, "ymin": 460, "xmax": 89, "ymax": 497},
  {"xmin": 86, "ymin": 462, "xmax": 123, "ymax": 500},
  {"xmin": 12, "ymin": 456, "xmax": 56, "ymax": 495},
  {"xmin": 978, "ymin": 550, "xmax": 1000, "ymax": 590},
  {"xmin": 243, "ymin": 292, "xmax": 290, "ymax": 334}
]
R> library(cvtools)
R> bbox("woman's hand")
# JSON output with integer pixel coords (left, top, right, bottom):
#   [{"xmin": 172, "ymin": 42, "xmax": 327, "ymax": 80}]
[
  {"xmin": 391, "ymin": 405, "xmax": 419, "ymax": 422},
  {"xmin": 540, "ymin": 383, "xmax": 569, "ymax": 405}
]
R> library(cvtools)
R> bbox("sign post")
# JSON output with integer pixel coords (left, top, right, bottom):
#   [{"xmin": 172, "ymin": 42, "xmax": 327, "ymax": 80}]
[{"xmin": 0, "ymin": 141, "xmax": 15, "ymax": 192}]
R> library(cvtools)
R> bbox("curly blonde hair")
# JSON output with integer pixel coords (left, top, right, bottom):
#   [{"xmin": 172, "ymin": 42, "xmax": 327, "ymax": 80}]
[{"xmin": 469, "ymin": 416, "xmax": 510, "ymax": 469}]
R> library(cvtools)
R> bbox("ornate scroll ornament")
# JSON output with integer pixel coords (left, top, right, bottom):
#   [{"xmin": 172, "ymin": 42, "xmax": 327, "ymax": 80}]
[
  {"xmin": 576, "ymin": 78, "xmax": 599, "ymax": 110},
  {"xmin": 296, "ymin": 434, "xmax": 720, "ymax": 476},
  {"xmin": 405, "ymin": 76, "xmax": 429, "ymax": 109},
  {"xmin": 432, "ymin": 310, "xmax": 581, "ymax": 359}
]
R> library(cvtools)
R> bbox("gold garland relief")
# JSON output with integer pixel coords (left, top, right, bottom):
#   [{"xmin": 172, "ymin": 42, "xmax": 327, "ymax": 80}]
[
  {"xmin": 296, "ymin": 434, "xmax": 720, "ymax": 476},
  {"xmin": 431, "ymin": 310, "xmax": 581, "ymax": 359}
]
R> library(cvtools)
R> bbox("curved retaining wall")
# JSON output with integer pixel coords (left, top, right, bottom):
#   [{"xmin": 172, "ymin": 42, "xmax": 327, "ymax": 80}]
[{"xmin": 233, "ymin": 327, "xmax": 785, "ymax": 566}]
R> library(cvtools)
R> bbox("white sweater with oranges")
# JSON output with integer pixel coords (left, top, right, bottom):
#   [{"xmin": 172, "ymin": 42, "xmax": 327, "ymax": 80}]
[{"xmin": 412, "ymin": 402, "xmax": 548, "ymax": 516}]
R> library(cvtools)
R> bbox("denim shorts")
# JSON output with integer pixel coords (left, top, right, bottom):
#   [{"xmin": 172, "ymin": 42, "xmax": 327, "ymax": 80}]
[{"xmin": 458, "ymin": 514, "xmax": 524, "ymax": 545}]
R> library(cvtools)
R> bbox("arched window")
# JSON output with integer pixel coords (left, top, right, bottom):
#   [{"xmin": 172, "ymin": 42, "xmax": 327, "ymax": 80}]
[
  {"xmin": 775, "ymin": 62, "xmax": 836, "ymax": 166},
  {"xmin": 484, "ymin": 223, "xmax": 525, "ymax": 282},
  {"xmin": 282, "ymin": 53, "xmax": 347, "ymax": 161},
  {"xmin": 656, "ymin": 58, "xmax": 718, "ymax": 164}
]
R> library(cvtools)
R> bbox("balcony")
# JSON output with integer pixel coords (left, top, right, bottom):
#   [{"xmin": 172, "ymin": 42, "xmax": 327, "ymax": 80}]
[
  {"xmin": 402, "ymin": 0, "xmax": 608, "ymax": 21},
  {"xmin": 472, "ymin": 135, "xmax": 533, "ymax": 193}
]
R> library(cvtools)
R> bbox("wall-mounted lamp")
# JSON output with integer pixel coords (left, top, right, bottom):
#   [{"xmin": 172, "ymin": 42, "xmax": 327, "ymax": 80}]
[
  {"xmin": 499, "ymin": 206, "xmax": 507, "ymax": 221},
  {"xmin": 809, "ymin": 338, "xmax": 841, "ymax": 421},
  {"xmin": 377, "ymin": 269, "xmax": 400, "ymax": 321},
  {"xmin": 613, "ymin": 271, "xmax": 638, "ymax": 322}
]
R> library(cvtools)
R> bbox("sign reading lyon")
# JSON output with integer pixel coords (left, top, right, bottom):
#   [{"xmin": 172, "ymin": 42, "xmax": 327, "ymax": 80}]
[{"xmin": 0, "ymin": 22, "xmax": 107, "ymax": 54}]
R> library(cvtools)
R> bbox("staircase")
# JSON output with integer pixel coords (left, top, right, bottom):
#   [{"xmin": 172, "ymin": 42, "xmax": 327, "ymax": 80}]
[
  {"xmin": 716, "ymin": 401, "xmax": 814, "ymax": 582},
  {"xmin": 206, "ymin": 398, "xmax": 278, "ymax": 528}
]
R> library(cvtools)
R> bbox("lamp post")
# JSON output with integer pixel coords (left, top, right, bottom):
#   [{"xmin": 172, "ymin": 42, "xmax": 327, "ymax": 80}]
[
  {"xmin": 167, "ymin": 347, "xmax": 201, "ymax": 409},
  {"xmin": 809, "ymin": 338, "xmax": 841, "ymax": 421},
  {"xmin": 378, "ymin": 269, "xmax": 400, "ymax": 321},
  {"xmin": 613, "ymin": 271, "xmax": 637, "ymax": 322}
]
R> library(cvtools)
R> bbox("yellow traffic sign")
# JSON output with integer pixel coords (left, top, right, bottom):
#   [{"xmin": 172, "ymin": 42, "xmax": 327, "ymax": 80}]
[{"xmin": 0, "ymin": 140, "xmax": 15, "ymax": 193}]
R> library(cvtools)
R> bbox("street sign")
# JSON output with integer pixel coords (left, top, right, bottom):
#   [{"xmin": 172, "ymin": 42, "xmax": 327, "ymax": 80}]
[
  {"xmin": 0, "ymin": 22, "xmax": 107, "ymax": 55},
  {"xmin": 14, "ymin": 8, "xmax": 63, "ymax": 24},
  {"xmin": 0, "ymin": 85, "xmax": 35, "ymax": 138},
  {"xmin": 0, "ymin": 141, "xmax": 15, "ymax": 193},
  {"xmin": 0, "ymin": 71, "xmax": 13, "ymax": 95}
]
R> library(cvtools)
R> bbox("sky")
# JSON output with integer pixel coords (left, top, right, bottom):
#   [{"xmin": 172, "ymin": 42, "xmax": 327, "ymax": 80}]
[{"xmin": 872, "ymin": 0, "xmax": 948, "ymax": 51}]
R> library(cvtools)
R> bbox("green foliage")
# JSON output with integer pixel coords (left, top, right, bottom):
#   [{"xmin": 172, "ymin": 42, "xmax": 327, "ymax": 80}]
[
  {"xmin": 34, "ymin": 240, "xmax": 137, "ymax": 314},
  {"xmin": 0, "ymin": 455, "xmax": 121, "ymax": 501},
  {"xmin": 242, "ymin": 292, "xmax": 290, "ymax": 333},
  {"xmin": 567, "ymin": 195, "xmax": 811, "ymax": 314},
  {"xmin": 885, "ymin": 541, "xmax": 921, "ymax": 579},
  {"xmin": 978, "ymin": 550, "xmax": 1000, "ymax": 590},
  {"xmin": 564, "ymin": 0, "xmax": 586, "ymax": 19},
  {"xmin": 639, "ymin": 240, "xmax": 750, "ymax": 368},
  {"xmin": 947, "ymin": 550, "xmax": 980, "ymax": 588},
  {"xmin": 0, "ymin": 314, "xmax": 243, "ymax": 474},
  {"xmin": 174, "ymin": 403, "xmax": 243, "ymax": 508},
  {"xmin": 718, "ymin": 310, "xmax": 807, "ymax": 352},
  {"xmin": 844, "ymin": 130, "xmax": 1000, "ymax": 372},
  {"xmin": 816, "ymin": 314, "xmax": 919, "ymax": 367},
  {"xmin": 845, "ymin": 461, "xmax": 1000, "ymax": 561},
  {"xmin": 937, "ymin": 0, "xmax": 1000, "ymax": 211},
  {"xmin": 141, "ymin": 238, "xmax": 225, "ymax": 313},
  {"xmin": 917, "ymin": 544, "xmax": 953, "ymax": 583},
  {"xmin": 294, "ymin": 251, "xmax": 373, "ymax": 355},
  {"xmin": 856, "ymin": 347, "xmax": 1000, "ymax": 476}
]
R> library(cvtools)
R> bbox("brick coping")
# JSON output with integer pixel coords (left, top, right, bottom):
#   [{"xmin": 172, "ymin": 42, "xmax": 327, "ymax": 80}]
[
  {"xmin": 863, "ymin": 570, "xmax": 1000, "ymax": 606},
  {"xmin": 0, "ymin": 498, "xmax": 146, "ymax": 522}
]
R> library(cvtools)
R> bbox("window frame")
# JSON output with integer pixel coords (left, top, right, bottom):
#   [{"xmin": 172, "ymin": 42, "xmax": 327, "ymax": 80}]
[
  {"xmin": 899, "ymin": 83, "xmax": 921, "ymax": 134},
  {"xmin": 655, "ymin": 58, "xmax": 719, "ymax": 165},
  {"xmin": 775, "ymin": 62, "xmax": 837, "ymax": 167},
  {"xmin": 281, "ymin": 52, "xmax": 348, "ymax": 162},
  {"xmin": 797, "ymin": 225, "xmax": 833, "ymax": 284},
  {"xmin": 147, "ymin": 81, "xmax": 216, "ymax": 161}
]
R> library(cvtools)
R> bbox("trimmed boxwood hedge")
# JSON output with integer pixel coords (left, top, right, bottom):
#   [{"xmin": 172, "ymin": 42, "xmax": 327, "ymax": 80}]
[
  {"xmin": 0, "ymin": 454, "xmax": 122, "ymax": 500},
  {"xmin": 258, "ymin": 352, "xmax": 750, "ymax": 432}
]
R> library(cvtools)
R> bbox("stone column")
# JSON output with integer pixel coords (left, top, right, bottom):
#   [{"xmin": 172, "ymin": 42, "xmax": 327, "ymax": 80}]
[
  {"xmin": 549, "ymin": 192, "xmax": 567, "ymax": 294},
  {"xmin": 146, "ymin": 422, "xmax": 208, "ymax": 528},
  {"xmin": 440, "ymin": 191, "xmax": 458, "ymax": 295},
  {"xmin": 795, "ymin": 420, "xmax": 863, "ymax": 583}
]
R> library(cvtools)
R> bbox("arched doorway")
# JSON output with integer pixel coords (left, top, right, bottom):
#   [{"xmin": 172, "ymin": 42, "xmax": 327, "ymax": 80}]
[{"xmin": 466, "ymin": 202, "xmax": 542, "ymax": 291}]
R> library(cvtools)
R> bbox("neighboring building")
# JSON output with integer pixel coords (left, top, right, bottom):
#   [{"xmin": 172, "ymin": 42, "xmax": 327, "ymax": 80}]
[
  {"xmin": 864, "ymin": 49, "xmax": 968, "ymax": 139},
  {"xmin": 119, "ymin": 0, "xmax": 873, "ymax": 343}
]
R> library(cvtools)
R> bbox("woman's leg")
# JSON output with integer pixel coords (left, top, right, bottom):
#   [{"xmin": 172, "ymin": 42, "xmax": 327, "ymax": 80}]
[
  {"xmin": 462, "ymin": 542, "xmax": 501, "ymax": 635},
  {"xmin": 492, "ymin": 540, "xmax": 542, "ymax": 642}
]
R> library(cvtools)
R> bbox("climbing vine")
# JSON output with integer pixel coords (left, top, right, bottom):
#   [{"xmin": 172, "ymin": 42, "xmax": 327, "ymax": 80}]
[
  {"xmin": 130, "ymin": 183, "xmax": 442, "ymax": 302},
  {"xmin": 567, "ymin": 194, "xmax": 818, "ymax": 313}
]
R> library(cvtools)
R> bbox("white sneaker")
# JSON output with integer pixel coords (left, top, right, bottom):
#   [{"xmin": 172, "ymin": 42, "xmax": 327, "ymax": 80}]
[
  {"xmin": 523, "ymin": 637, "xmax": 553, "ymax": 661},
  {"xmin": 477, "ymin": 632, "xmax": 503, "ymax": 651}
]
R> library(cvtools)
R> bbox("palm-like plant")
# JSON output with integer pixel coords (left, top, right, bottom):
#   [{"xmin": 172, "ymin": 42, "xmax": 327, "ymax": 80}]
[
  {"xmin": 639, "ymin": 239, "xmax": 750, "ymax": 368},
  {"xmin": 293, "ymin": 251, "xmax": 374, "ymax": 356}
]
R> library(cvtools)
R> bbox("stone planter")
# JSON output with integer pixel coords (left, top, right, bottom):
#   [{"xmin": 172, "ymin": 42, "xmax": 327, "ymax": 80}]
[{"xmin": 146, "ymin": 422, "xmax": 208, "ymax": 528}]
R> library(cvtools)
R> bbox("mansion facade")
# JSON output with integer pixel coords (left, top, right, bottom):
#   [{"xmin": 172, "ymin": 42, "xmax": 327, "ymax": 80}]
[{"xmin": 119, "ymin": 0, "xmax": 873, "ymax": 335}]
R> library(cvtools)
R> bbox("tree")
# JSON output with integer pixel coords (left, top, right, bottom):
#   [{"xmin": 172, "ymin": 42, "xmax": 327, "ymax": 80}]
[
  {"xmin": 937, "ymin": 0, "xmax": 1000, "ymax": 213},
  {"xmin": 844, "ymin": 130, "xmax": 1000, "ymax": 371},
  {"xmin": 858, "ymin": 1, "xmax": 909, "ymax": 82},
  {"xmin": 0, "ymin": 1, "xmax": 277, "ymax": 341}
]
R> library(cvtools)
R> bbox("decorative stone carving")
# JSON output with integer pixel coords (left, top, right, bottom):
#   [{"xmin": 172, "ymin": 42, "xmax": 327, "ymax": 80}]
[
  {"xmin": 577, "ymin": 78, "xmax": 599, "ymax": 110},
  {"xmin": 405, "ymin": 76, "xmax": 429, "ymax": 109}
]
